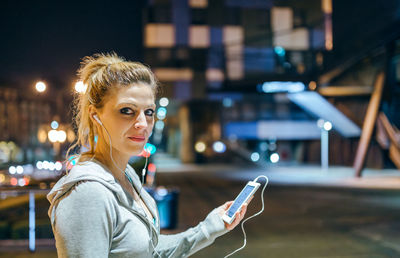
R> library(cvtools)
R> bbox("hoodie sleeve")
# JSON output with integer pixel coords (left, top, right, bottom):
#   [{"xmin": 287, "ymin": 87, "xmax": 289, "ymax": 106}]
[
  {"xmin": 155, "ymin": 208, "xmax": 229, "ymax": 257},
  {"xmin": 52, "ymin": 181, "xmax": 116, "ymax": 258}
]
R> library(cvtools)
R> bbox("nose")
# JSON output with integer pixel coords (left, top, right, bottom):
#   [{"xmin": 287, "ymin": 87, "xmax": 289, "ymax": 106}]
[{"xmin": 134, "ymin": 111, "xmax": 148, "ymax": 129}]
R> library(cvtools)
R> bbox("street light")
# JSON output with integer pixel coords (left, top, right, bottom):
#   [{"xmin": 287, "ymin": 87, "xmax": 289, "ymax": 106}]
[
  {"xmin": 48, "ymin": 129, "xmax": 67, "ymax": 143},
  {"xmin": 317, "ymin": 119, "xmax": 332, "ymax": 171},
  {"xmin": 212, "ymin": 141, "xmax": 226, "ymax": 153},
  {"xmin": 48, "ymin": 129, "xmax": 67, "ymax": 159},
  {"xmin": 195, "ymin": 141, "xmax": 206, "ymax": 153},
  {"xmin": 51, "ymin": 121, "xmax": 59, "ymax": 130},
  {"xmin": 270, "ymin": 153, "xmax": 280, "ymax": 163},
  {"xmin": 35, "ymin": 81, "xmax": 46, "ymax": 93},
  {"xmin": 58, "ymin": 130, "xmax": 66, "ymax": 143},
  {"xmin": 156, "ymin": 107, "xmax": 167, "ymax": 120},
  {"xmin": 323, "ymin": 121, "xmax": 332, "ymax": 131},
  {"xmin": 159, "ymin": 97, "xmax": 169, "ymax": 107},
  {"xmin": 251, "ymin": 152, "xmax": 260, "ymax": 162},
  {"xmin": 74, "ymin": 81, "xmax": 87, "ymax": 93}
]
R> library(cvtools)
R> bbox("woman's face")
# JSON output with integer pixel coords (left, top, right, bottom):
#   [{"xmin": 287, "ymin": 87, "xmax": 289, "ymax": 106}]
[{"xmin": 95, "ymin": 83, "xmax": 156, "ymax": 157}]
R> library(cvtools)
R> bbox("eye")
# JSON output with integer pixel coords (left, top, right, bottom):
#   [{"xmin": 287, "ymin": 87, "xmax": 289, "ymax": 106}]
[
  {"xmin": 145, "ymin": 109, "xmax": 155, "ymax": 117},
  {"xmin": 120, "ymin": 107, "xmax": 134, "ymax": 115}
]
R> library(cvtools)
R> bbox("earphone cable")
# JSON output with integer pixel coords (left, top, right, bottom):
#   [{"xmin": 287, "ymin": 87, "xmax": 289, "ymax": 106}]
[{"xmin": 140, "ymin": 154, "xmax": 149, "ymax": 195}]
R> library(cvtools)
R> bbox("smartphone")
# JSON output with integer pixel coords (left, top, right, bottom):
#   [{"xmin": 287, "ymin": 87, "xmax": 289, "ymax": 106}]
[{"xmin": 222, "ymin": 181, "xmax": 261, "ymax": 224}]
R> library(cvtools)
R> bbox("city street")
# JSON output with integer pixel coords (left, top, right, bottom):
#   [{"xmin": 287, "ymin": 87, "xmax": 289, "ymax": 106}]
[
  {"xmin": 2, "ymin": 167, "xmax": 400, "ymax": 258},
  {"xmin": 2, "ymin": 0, "xmax": 400, "ymax": 257}
]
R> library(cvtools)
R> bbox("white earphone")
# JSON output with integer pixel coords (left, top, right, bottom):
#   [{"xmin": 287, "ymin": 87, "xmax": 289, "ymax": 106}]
[{"xmin": 93, "ymin": 114, "xmax": 102, "ymax": 125}]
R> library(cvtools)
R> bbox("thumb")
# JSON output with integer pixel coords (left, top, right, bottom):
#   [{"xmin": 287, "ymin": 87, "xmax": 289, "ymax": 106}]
[{"xmin": 218, "ymin": 201, "xmax": 234, "ymax": 216}]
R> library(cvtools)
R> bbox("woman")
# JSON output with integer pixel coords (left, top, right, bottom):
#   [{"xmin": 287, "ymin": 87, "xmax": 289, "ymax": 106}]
[{"xmin": 47, "ymin": 53, "xmax": 248, "ymax": 257}]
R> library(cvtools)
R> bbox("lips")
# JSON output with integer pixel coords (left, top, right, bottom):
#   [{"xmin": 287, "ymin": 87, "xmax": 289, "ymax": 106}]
[{"xmin": 128, "ymin": 136, "xmax": 145, "ymax": 142}]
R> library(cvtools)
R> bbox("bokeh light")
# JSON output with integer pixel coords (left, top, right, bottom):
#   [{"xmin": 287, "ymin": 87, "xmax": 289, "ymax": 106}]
[
  {"xmin": 195, "ymin": 141, "xmax": 206, "ymax": 153},
  {"xmin": 251, "ymin": 152, "xmax": 260, "ymax": 162},
  {"xmin": 9, "ymin": 166, "xmax": 16, "ymax": 174},
  {"xmin": 270, "ymin": 153, "xmax": 280, "ymax": 163},
  {"xmin": 159, "ymin": 97, "xmax": 169, "ymax": 107},
  {"xmin": 75, "ymin": 81, "xmax": 87, "ymax": 93},
  {"xmin": 157, "ymin": 107, "xmax": 167, "ymax": 120},
  {"xmin": 212, "ymin": 141, "xmax": 226, "ymax": 153},
  {"xmin": 51, "ymin": 121, "xmax": 59, "ymax": 130},
  {"xmin": 323, "ymin": 121, "xmax": 333, "ymax": 131},
  {"xmin": 35, "ymin": 81, "xmax": 46, "ymax": 92}
]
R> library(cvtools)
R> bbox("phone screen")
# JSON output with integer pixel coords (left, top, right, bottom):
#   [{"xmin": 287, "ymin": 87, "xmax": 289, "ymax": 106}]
[{"xmin": 227, "ymin": 185, "xmax": 255, "ymax": 217}]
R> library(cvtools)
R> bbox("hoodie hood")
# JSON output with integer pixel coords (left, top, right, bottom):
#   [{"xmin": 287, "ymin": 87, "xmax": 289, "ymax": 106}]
[{"xmin": 47, "ymin": 159, "xmax": 159, "ymax": 244}]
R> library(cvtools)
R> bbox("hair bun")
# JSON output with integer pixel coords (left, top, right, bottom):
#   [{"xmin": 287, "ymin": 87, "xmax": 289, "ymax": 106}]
[{"xmin": 78, "ymin": 52, "xmax": 124, "ymax": 84}]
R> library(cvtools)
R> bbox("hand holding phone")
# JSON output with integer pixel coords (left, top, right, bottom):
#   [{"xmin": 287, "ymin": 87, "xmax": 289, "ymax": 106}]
[{"xmin": 222, "ymin": 181, "xmax": 260, "ymax": 224}]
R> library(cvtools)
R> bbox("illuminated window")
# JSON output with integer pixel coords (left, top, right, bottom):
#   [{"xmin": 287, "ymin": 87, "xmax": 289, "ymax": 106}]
[
  {"xmin": 206, "ymin": 68, "xmax": 225, "ymax": 82},
  {"xmin": 225, "ymin": 44, "xmax": 244, "ymax": 80},
  {"xmin": 189, "ymin": 26, "xmax": 210, "ymax": 48},
  {"xmin": 145, "ymin": 24, "xmax": 175, "ymax": 48},
  {"xmin": 223, "ymin": 26, "xmax": 244, "ymax": 79},
  {"xmin": 273, "ymin": 28, "xmax": 309, "ymax": 50},
  {"xmin": 223, "ymin": 26, "xmax": 244, "ymax": 45},
  {"xmin": 154, "ymin": 68, "xmax": 193, "ymax": 81},
  {"xmin": 271, "ymin": 7, "xmax": 293, "ymax": 32},
  {"xmin": 189, "ymin": 0, "xmax": 208, "ymax": 8}
]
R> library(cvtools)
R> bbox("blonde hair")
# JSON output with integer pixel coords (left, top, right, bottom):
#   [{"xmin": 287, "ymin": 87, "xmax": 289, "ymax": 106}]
[{"xmin": 66, "ymin": 52, "xmax": 158, "ymax": 167}]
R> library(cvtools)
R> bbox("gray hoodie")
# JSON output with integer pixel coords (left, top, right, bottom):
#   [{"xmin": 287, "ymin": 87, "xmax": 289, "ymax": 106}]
[{"xmin": 47, "ymin": 160, "xmax": 229, "ymax": 258}]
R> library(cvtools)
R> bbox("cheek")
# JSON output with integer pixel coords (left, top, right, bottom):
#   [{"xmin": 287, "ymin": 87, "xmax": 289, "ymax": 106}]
[
  {"xmin": 148, "ymin": 117, "xmax": 155, "ymax": 128},
  {"xmin": 111, "ymin": 122, "xmax": 130, "ymax": 139},
  {"xmin": 147, "ymin": 121, "xmax": 154, "ymax": 134}
]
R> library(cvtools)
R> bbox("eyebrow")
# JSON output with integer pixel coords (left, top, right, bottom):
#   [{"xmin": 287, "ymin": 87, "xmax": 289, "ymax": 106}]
[{"xmin": 117, "ymin": 102, "xmax": 156, "ymax": 109}]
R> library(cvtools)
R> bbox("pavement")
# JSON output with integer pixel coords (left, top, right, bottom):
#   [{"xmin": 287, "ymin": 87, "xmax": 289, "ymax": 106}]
[{"xmin": 157, "ymin": 163, "xmax": 400, "ymax": 191}]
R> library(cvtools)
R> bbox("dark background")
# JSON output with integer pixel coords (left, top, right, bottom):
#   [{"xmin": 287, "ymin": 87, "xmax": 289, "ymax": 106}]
[{"xmin": 0, "ymin": 0, "xmax": 145, "ymax": 89}]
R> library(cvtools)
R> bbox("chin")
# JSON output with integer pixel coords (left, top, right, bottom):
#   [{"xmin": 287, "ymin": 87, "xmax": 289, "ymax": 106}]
[
  {"xmin": 125, "ymin": 146, "xmax": 145, "ymax": 156},
  {"xmin": 123, "ymin": 140, "xmax": 147, "ymax": 156}
]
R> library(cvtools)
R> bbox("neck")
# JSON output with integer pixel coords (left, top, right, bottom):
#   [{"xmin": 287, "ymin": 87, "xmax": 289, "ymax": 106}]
[{"xmin": 94, "ymin": 138, "xmax": 130, "ymax": 182}]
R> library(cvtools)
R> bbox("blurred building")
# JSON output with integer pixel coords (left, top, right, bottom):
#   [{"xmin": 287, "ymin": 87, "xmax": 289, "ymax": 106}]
[
  {"xmin": 143, "ymin": 0, "xmax": 327, "ymax": 99},
  {"xmin": 143, "ymin": 0, "xmax": 330, "ymax": 164},
  {"xmin": 0, "ymin": 85, "xmax": 74, "ymax": 167},
  {"xmin": 142, "ymin": 0, "xmax": 400, "ymax": 168}
]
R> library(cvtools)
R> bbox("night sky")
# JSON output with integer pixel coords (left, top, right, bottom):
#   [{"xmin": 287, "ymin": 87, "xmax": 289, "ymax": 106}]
[
  {"xmin": 0, "ymin": 0, "xmax": 145, "ymax": 89},
  {"xmin": 2, "ymin": 0, "xmax": 399, "ymax": 91}
]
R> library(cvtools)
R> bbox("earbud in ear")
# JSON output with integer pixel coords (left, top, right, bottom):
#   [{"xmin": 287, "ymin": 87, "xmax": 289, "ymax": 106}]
[{"xmin": 93, "ymin": 115, "xmax": 102, "ymax": 125}]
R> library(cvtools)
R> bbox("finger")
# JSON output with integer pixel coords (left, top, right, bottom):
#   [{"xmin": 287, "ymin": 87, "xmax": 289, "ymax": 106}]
[
  {"xmin": 241, "ymin": 203, "xmax": 248, "ymax": 214},
  {"xmin": 219, "ymin": 201, "xmax": 234, "ymax": 216},
  {"xmin": 237, "ymin": 204, "xmax": 247, "ymax": 219},
  {"xmin": 234, "ymin": 206, "xmax": 246, "ymax": 221},
  {"xmin": 246, "ymin": 196, "xmax": 254, "ymax": 204},
  {"xmin": 233, "ymin": 211, "xmax": 243, "ymax": 225},
  {"xmin": 231, "ymin": 214, "xmax": 240, "ymax": 225},
  {"xmin": 226, "ymin": 200, "xmax": 234, "ymax": 206},
  {"xmin": 223, "ymin": 201, "xmax": 234, "ymax": 210}
]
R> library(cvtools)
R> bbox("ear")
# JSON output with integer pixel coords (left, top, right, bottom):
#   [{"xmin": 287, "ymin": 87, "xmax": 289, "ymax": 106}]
[{"xmin": 88, "ymin": 105, "xmax": 99, "ymax": 125}]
